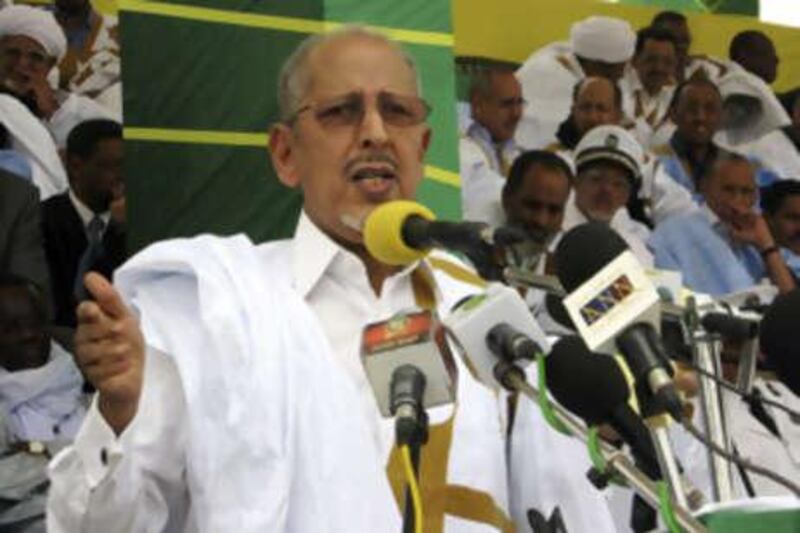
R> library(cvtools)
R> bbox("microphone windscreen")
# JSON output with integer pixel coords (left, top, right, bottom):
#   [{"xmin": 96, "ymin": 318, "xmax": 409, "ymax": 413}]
[
  {"xmin": 760, "ymin": 288, "xmax": 800, "ymax": 396},
  {"xmin": 545, "ymin": 335, "xmax": 629, "ymax": 425},
  {"xmin": 554, "ymin": 222, "xmax": 629, "ymax": 292},
  {"xmin": 544, "ymin": 293, "xmax": 575, "ymax": 331},
  {"xmin": 363, "ymin": 200, "xmax": 434, "ymax": 266}
]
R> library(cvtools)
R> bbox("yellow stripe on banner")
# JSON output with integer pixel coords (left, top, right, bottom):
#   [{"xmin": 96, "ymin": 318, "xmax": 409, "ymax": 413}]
[
  {"xmin": 124, "ymin": 127, "xmax": 268, "ymax": 147},
  {"xmin": 118, "ymin": 0, "xmax": 454, "ymax": 47},
  {"xmin": 123, "ymin": 127, "xmax": 459, "ymax": 188}
]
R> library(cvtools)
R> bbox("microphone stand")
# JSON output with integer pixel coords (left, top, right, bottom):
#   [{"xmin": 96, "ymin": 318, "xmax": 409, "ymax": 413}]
[
  {"xmin": 685, "ymin": 297, "xmax": 735, "ymax": 503},
  {"xmin": 492, "ymin": 361, "xmax": 707, "ymax": 533}
]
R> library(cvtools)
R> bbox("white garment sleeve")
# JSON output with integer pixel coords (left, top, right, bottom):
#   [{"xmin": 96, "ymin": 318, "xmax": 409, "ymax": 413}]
[
  {"xmin": 47, "ymin": 347, "xmax": 191, "ymax": 533},
  {"xmin": 459, "ymin": 138, "xmax": 507, "ymax": 226},
  {"xmin": 647, "ymin": 160, "xmax": 698, "ymax": 225}
]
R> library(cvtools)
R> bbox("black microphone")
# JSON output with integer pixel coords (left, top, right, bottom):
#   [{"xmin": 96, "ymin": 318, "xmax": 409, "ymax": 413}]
[
  {"xmin": 486, "ymin": 323, "xmax": 542, "ymax": 362},
  {"xmin": 546, "ymin": 335, "xmax": 662, "ymax": 532},
  {"xmin": 545, "ymin": 336, "xmax": 662, "ymax": 480},
  {"xmin": 760, "ymin": 288, "xmax": 800, "ymax": 396},
  {"xmin": 390, "ymin": 365, "xmax": 427, "ymax": 445},
  {"xmin": 555, "ymin": 222, "xmax": 682, "ymax": 421}
]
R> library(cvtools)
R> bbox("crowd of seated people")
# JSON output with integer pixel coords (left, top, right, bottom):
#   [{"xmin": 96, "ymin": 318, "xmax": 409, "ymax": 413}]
[
  {"xmin": 461, "ymin": 10, "xmax": 800, "ymax": 302},
  {"xmin": 0, "ymin": 2, "xmax": 124, "ymax": 527}
]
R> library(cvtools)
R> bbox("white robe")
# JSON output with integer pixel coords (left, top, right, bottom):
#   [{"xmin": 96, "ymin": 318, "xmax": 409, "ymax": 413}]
[
  {"xmin": 516, "ymin": 42, "xmax": 583, "ymax": 150},
  {"xmin": 0, "ymin": 93, "xmax": 67, "ymax": 199},
  {"xmin": 47, "ymin": 232, "xmax": 519, "ymax": 532}
]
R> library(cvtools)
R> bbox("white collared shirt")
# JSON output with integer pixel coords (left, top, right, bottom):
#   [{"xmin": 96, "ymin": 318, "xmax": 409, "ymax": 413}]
[
  {"xmin": 68, "ymin": 189, "xmax": 111, "ymax": 236},
  {"xmin": 291, "ymin": 211, "xmax": 430, "ymax": 454}
]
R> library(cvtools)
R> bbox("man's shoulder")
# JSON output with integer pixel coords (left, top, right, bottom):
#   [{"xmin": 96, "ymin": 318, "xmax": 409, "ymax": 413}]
[{"xmin": 652, "ymin": 210, "xmax": 709, "ymax": 241}]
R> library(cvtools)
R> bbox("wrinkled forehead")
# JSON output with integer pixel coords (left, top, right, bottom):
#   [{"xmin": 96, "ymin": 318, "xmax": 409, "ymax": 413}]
[
  {"xmin": 304, "ymin": 34, "xmax": 419, "ymax": 98},
  {"xmin": 577, "ymin": 78, "xmax": 614, "ymax": 103},
  {"xmin": 713, "ymin": 159, "xmax": 755, "ymax": 184}
]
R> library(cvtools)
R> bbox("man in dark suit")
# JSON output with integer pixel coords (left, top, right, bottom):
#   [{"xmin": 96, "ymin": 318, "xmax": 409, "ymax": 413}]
[
  {"xmin": 41, "ymin": 119, "xmax": 126, "ymax": 327},
  {"xmin": 0, "ymin": 168, "xmax": 50, "ymax": 296}
]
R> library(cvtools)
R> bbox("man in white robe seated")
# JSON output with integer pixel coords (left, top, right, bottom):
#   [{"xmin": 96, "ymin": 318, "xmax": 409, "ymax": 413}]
[
  {"xmin": 47, "ymin": 27, "xmax": 617, "ymax": 533},
  {"xmin": 0, "ymin": 5, "xmax": 118, "ymax": 149},
  {"xmin": 562, "ymin": 125, "xmax": 654, "ymax": 267},
  {"xmin": 649, "ymin": 154, "xmax": 796, "ymax": 297},
  {"xmin": 459, "ymin": 66, "xmax": 524, "ymax": 225},
  {"xmin": 620, "ymin": 26, "xmax": 679, "ymax": 149},
  {"xmin": 650, "ymin": 10, "xmax": 730, "ymax": 83},
  {"xmin": 515, "ymin": 16, "xmax": 635, "ymax": 150},
  {"xmin": 0, "ymin": 273, "xmax": 86, "ymax": 444}
]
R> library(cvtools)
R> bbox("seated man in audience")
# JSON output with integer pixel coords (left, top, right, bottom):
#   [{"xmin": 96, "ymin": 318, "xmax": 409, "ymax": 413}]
[
  {"xmin": 42, "ymin": 119, "xmax": 125, "ymax": 328},
  {"xmin": 0, "ymin": 5, "xmax": 118, "ymax": 149},
  {"xmin": 649, "ymin": 154, "xmax": 796, "ymax": 296},
  {"xmin": 52, "ymin": 0, "xmax": 120, "ymax": 102},
  {"xmin": 651, "ymin": 10, "xmax": 729, "ymax": 82},
  {"xmin": 0, "ymin": 168, "xmax": 50, "ymax": 300},
  {"xmin": 620, "ymin": 26, "xmax": 679, "ymax": 148},
  {"xmin": 501, "ymin": 150, "xmax": 572, "ymax": 327},
  {"xmin": 550, "ymin": 76, "xmax": 695, "ymax": 225},
  {"xmin": 515, "ymin": 15, "xmax": 635, "ymax": 149},
  {"xmin": 501, "ymin": 150, "xmax": 572, "ymax": 273},
  {"xmin": 459, "ymin": 65, "xmax": 524, "ymax": 224},
  {"xmin": 761, "ymin": 180, "xmax": 800, "ymax": 277},
  {"xmin": 0, "ymin": 273, "xmax": 86, "ymax": 443},
  {"xmin": 0, "ymin": 273, "xmax": 86, "ymax": 531},
  {"xmin": 655, "ymin": 76, "xmax": 777, "ymax": 202},
  {"xmin": 562, "ymin": 124, "xmax": 654, "ymax": 266},
  {"xmin": 729, "ymin": 30, "xmax": 779, "ymax": 86}
]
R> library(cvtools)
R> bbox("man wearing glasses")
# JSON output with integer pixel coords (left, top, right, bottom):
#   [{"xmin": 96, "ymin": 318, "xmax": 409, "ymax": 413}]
[{"xmin": 48, "ymin": 27, "xmax": 616, "ymax": 532}]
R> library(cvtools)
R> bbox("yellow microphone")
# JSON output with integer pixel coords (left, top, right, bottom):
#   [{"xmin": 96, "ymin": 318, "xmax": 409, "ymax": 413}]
[{"xmin": 363, "ymin": 200, "xmax": 437, "ymax": 266}]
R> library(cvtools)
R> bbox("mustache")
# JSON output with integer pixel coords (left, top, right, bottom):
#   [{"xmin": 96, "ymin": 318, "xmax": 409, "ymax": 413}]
[{"xmin": 344, "ymin": 153, "xmax": 398, "ymax": 175}]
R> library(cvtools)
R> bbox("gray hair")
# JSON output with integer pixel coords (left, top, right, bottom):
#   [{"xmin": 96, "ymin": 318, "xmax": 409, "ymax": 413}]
[{"xmin": 277, "ymin": 25, "xmax": 421, "ymax": 122}]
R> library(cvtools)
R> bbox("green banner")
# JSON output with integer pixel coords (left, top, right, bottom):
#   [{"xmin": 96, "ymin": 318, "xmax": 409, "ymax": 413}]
[{"xmin": 120, "ymin": 0, "xmax": 459, "ymax": 252}]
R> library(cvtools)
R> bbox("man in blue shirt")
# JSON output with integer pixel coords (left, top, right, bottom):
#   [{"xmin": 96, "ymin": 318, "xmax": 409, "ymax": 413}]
[{"xmin": 649, "ymin": 153, "xmax": 795, "ymax": 296}]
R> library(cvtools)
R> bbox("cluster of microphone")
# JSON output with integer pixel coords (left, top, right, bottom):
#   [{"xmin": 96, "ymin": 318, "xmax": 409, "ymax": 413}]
[{"xmin": 356, "ymin": 200, "xmax": 800, "ymax": 532}]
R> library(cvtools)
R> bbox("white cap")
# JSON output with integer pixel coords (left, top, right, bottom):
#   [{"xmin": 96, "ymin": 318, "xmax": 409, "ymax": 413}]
[
  {"xmin": 575, "ymin": 125, "xmax": 643, "ymax": 183},
  {"xmin": 570, "ymin": 16, "xmax": 635, "ymax": 64},
  {"xmin": 0, "ymin": 5, "xmax": 67, "ymax": 62}
]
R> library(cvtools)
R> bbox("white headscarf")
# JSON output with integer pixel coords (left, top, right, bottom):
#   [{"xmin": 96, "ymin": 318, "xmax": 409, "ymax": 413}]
[
  {"xmin": 0, "ymin": 5, "xmax": 67, "ymax": 62},
  {"xmin": 570, "ymin": 16, "xmax": 635, "ymax": 63}
]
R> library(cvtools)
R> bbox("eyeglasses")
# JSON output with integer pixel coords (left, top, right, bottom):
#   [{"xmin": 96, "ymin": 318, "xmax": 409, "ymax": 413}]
[{"xmin": 288, "ymin": 91, "xmax": 431, "ymax": 129}]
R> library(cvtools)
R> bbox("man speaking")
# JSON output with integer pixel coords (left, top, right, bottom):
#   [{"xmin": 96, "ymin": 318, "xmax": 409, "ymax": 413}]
[{"xmin": 47, "ymin": 27, "xmax": 614, "ymax": 532}]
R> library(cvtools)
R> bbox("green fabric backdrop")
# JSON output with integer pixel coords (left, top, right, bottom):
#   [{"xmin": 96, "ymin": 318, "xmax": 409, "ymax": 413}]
[{"xmin": 120, "ymin": 0, "xmax": 459, "ymax": 252}]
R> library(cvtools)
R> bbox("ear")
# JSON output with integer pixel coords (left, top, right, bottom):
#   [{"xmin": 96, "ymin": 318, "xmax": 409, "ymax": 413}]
[
  {"xmin": 268, "ymin": 123, "xmax": 301, "ymax": 188},
  {"xmin": 419, "ymin": 126, "xmax": 432, "ymax": 158}
]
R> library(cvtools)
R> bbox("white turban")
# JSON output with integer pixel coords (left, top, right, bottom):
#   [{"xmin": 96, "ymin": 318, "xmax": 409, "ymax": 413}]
[
  {"xmin": 570, "ymin": 16, "xmax": 635, "ymax": 64},
  {"xmin": 717, "ymin": 66, "xmax": 791, "ymax": 145},
  {"xmin": 0, "ymin": 5, "xmax": 67, "ymax": 62}
]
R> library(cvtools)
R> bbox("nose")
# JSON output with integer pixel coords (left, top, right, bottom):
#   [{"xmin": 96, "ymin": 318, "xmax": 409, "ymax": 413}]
[{"xmin": 358, "ymin": 102, "xmax": 390, "ymax": 149}]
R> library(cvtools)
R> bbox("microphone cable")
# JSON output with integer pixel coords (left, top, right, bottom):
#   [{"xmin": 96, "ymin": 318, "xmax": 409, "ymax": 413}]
[
  {"xmin": 401, "ymin": 445, "xmax": 424, "ymax": 533},
  {"xmin": 678, "ymin": 360, "xmax": 800, "ymax": 419},
  {"xmin": 680, "ymin": 418, "xmax": 800, "ymax": 497}
]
